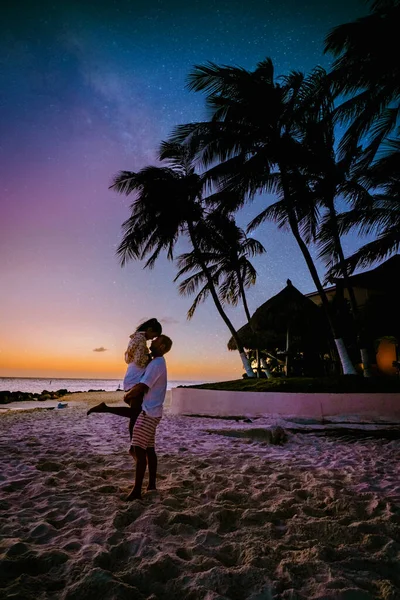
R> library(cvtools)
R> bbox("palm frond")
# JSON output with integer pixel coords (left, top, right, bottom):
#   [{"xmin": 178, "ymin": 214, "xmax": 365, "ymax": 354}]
[
  {"xmin": 186, "ymin": 282, "xmax": 212, "ymax": 320},
  {"xmin": 109, "ymin": 171, "xmax": 139, "ymax": 195},
  {"xmin": 317, "ymin": 211, "xmax": 342, "ymax": 271},
  {"xmin": 241, "ymin": 237, "xmax": 266, "ymax": 257},
  {"xmin": 186, "ymin": 62, "xmax": 251, "ymax": 95},
  {"xmin": 247, "ymin": 199, "xmax": 288, "ymax": 232},
  {"xmin": 327, "ymin": 229, "xmax": 400, "ymax": 277},
  {"xmin": 176, "ymin": 269, "xmax": 209, "ymax": 297},
  {"xmin": 241, "ymin": 261, "xmax": 258, "ymax": 287},
  {"xmin": 219, "ymin": 272, "xmax": 241, "ymax": 306}
]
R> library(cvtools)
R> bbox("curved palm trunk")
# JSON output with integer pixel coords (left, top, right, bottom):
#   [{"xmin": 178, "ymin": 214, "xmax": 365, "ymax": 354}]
[
  {"xmin": 237, "ymin": 268, "xmax": 261, "ymax": 376},
  {"xmin": 326, "ymin": 202, "xmax": 371, "ymax": 377},
  {"xmin": 326, "ymin": 203, "xmax": 359, "ymax": 314},
  {"xmin": 285, "ymin": 325, "xmax": 290, "ymax": 376},
  {"xmin": 187, "ymin": 222, "xmax": 255, "ymax": 377},
  {"xmin": 291, "ymin": 220, "xmax": 356, "ymax": 375},
  {"xmin": 360, "ymin": 348, "xmax": 373, "ymax": 378},
  {"xmin": 237, "ymin": 271, "xmax": 252, "ymax": 322},
  {"xmin": 290, "ymin": 218, "xmax": 356, "ymax": 374},
  {"xmin": 280, "ymin": 172, "xmax": 356, "ymax": 375}
]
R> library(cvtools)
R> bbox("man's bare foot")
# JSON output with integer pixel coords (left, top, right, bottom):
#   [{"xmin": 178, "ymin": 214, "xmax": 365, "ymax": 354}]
[
  {"xmin": 126, "ymin": 488, "xmax": 142, "ymax": 501},
  {"xmin": 146, "ymin": 485, "xmax": 157, "ymax": 492},
  {"xmin": 87, "ymin": 402, "xmax": 107, "ymax": 416}
]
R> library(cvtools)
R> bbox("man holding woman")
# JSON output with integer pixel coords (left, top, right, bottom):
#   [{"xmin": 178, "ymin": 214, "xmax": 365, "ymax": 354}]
[{"xmin": 88, "ymin": 318, "xmax": 172, "ymax": 500}]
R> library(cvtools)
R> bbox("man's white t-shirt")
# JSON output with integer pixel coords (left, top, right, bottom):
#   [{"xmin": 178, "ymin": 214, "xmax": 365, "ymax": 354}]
[{"xmin": 140, "ymin": 356, "xmax": 167, "ymax": 418}]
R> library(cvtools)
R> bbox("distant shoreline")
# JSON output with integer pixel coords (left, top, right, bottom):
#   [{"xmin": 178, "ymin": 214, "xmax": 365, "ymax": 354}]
[
  {"xmin": 0, "ymin": 377, "xmax": 207, "ymax": 394},
  {"xmin": 0, "ymin": 390, "xmax": 172, "ymax": 412}
]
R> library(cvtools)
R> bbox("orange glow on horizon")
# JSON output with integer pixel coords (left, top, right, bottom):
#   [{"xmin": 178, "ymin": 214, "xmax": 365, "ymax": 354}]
[{"xmin": 0, "ymin": 348, "xmax": 242, "ymax": 382}]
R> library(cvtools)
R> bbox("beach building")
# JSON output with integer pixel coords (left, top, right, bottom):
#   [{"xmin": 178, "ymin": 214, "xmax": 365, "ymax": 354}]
[{"xmin": 305, "ymin": 255, "xmax": 400, "ymax": 376}]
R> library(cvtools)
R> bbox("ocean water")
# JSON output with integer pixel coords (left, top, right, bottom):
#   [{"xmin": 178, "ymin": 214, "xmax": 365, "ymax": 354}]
[{"xmin": 0, "ymin": 377, "xmax": 206, "ymax": 394}]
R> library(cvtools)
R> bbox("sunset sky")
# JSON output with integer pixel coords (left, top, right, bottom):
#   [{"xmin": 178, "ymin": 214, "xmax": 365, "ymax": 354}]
[{"xmin": 1, "ymin": 0, "xmax": 367, "ymax": 381}]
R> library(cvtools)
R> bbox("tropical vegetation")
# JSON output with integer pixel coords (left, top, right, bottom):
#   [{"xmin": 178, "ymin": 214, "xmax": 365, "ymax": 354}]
[{"xmin": 111, "ymin": 0, "xmax": 400, "ymax": 379}]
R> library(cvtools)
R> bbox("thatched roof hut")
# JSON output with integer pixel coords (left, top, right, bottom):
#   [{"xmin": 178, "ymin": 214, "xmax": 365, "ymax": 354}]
[
  {"xmin": 250, "ymin": 279, "xmax": 322, "ymax": 335},
  {"xmin": 227, "ymin": 322, "xmax": 280, "ymax": 351},
  {"xmin": 227, "ymin": 281, "xmax": 328, "ymax": 376}
]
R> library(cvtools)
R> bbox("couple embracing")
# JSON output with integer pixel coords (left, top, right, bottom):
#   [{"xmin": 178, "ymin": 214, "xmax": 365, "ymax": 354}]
[{"xmin": 88, "ymin": 319, "xmax": 172, "ymax": 500}]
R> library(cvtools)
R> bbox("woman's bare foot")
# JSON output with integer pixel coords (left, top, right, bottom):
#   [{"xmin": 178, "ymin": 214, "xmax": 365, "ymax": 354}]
[{"xmin": 87, "ymin": 402, "xmax": 107, "ymax": 415}]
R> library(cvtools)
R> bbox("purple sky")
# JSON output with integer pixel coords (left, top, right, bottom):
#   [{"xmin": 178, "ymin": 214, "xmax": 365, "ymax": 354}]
[{"xmin": 0, "ymin": 0, "xmax": 367, "ymax": 380}]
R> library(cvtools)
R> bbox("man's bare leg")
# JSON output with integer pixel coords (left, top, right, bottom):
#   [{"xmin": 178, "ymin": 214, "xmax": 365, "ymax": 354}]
[
  {"xmin": 127, "ymin": 447, "xmax": 156, "ymax": 485},
  {"xmin": 146, "ymin": 447, "xmax": 157, "ymax": 491},
  {"xmin": 126, "ymin": 446, "xmax": 147, "ymax": 500}
]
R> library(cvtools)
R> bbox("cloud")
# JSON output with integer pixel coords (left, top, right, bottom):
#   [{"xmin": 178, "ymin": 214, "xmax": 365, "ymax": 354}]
[
  {"xmin": 160, "ymin": 317, "xmax": 179, "ymax": 325},
  {"xmin": 93, "ymin": 347, "xmax": 108, "ymax": 352}
]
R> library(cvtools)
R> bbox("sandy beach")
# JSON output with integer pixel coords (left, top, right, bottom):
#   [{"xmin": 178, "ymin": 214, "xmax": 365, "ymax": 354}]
[{"xmin": 1, "ymin": 392, "xmax": 400, "ymax": 599}]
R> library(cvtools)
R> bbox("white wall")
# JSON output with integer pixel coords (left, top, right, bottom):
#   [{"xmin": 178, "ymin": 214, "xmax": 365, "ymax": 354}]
[{"xmin": 170, "ymin": 387, "xmax": 400, "ymax": 421}]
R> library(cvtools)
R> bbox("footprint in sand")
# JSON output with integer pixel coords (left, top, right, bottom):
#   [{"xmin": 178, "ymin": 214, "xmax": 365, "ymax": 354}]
[
  {"xmin": 175, "ymin": 547, "xmax": 192, "ymax": 561},
  {"xmin": 113, "ymin": 506, "xmax": 145, "ymax": 529},
  {"xmin": 168, "ymin": 511, "xmax": 208, "ymax": 530},
  {"xmin": 35, "ymin": 460, "xmax": 62, "ymax": 472}
]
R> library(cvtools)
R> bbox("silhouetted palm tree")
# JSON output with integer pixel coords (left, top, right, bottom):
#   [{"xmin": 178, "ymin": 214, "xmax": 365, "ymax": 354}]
[
  {"xmin": 296, "ymin": 67, "xmax": 375, "ymax": 374},
  {"xmin": 171, "ymin": 59, "xmax": 357, "ymax": 374},
  {"xmin": 174, "ymin": 212, "xmax": 265, "ymax": 322},
  {"xmin": 325, "ymin": 0, "xmax": 400, "ymax": 163},
  {"xmin": 329, "ymin": 139, "xmax": 400, "ymax": 274},
  {"xmin": 110, "ymin": 142, "xmax": 256, "ymax": 376}
]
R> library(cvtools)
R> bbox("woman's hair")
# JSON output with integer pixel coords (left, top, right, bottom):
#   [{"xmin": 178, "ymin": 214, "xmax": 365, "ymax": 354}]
[{"xmin": 136, "ymin": 318, "xmax": 162, "ymax": 335}]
